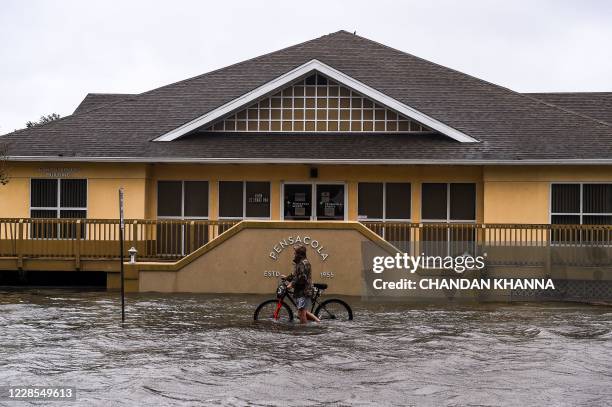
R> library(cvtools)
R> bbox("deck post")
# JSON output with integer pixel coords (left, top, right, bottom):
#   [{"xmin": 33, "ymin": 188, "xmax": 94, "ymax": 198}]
[
  {"xmin": 132, "ymin": 220, "xmax": 138, "ymax": 254},
  {"xmin": 189, "ymin": 221, "xmax": 195, "ymax": 254},
  {"xmin": 545, "ymin": 226, "xmax": 552, "ymax": 276},
  {"xmin": 75, "ymin": 219, "xmax": 81, "ymax": 270},
  {"xmin": 17, "ymin": 219, "xmax": 24, "ymax": 269}
]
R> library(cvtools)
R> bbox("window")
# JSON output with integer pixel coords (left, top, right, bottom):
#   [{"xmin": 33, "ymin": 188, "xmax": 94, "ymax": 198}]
[
  {"xmin": 358, "ymin": 182, "xmax": 411, "ymax": 251},
  {"xmin": 184, "ymin": 181, "xmax": 209, "ymax": 217},
  {"xmin": 218, "ymin": 181, "xmax": 243, "ymax": 218},
  {"xmin": 358, "ymin": 183, "xmax": 383, "ymax": 220},
  {"xmin": 358, "ymin": 182, "xmax": 411, "ymax": 220},
  {"xmin": 422, "ymin": 183, "xmax": 476, "ymax": 222},
  {"xmin": 30, "ymin": 179, "xmax": 87, "ymax": 238},
  {"xmin": 316, "ymin": 184, "xmax": 345, "ymax": 220},
  {"xmin": 157, "ymin": 181, "xmax": 209, "ymax": 256},
  {"xmin": 284, "ymin": 184, "xmax": 313, "ymax": 220},
  {"xmin": 219, "ymin": 181, "xmax": 271, "ymax": 219},
  {"xmin": 246, "ymin": 182, "xmax": 271, "ymax": 218},
  {"xmin": 421, "ymin": 183, "xmax": 476, "ymax": 257},
  {"xmin": 283, "ymin": 183, "xmax": 345, "ymax": 220},
  {"xmin": 157, "ymin": 181, "xmax": 208, "ymax": 218},
  {"xmin": 31, "ymin": 179, "xmax": 87, "ymax": 219},
  {"xmin": 157, "ymin": 181, "xmax": 183, "ymax": 217},
  {"xmin": 203, "ymin": 72, "xmax": 430, "ymax": 133},
  {"xmin": 551, "ymin": 183, "xmax": 612, "ymax": 225}
]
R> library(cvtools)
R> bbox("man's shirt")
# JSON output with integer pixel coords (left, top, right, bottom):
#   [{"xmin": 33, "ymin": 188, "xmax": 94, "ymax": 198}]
[{"xmin": 289, "ymin": 259, "xmax": 313, "ymax": 298}]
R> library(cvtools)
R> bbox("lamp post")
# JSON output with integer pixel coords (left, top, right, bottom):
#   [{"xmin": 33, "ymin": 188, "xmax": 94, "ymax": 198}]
[{"xmin": 128, "ymin": 247, "xmax": 138, "ymax": 264}]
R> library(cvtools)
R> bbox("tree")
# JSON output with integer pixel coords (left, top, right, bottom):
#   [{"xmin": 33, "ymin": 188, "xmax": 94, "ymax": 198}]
[
  {"xmin": 0, "ymin": 142, "xmax": 8, "ymax": 186},
  {"xmin": 26, "ymin": 113, "xmax": 61, "ymax": 128}
]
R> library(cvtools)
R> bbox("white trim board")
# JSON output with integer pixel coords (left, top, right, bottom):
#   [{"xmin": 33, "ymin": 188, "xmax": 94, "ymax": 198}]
[
  {"xmin": 152, "ymin": 59, "xmax": 478, "ymax": 143},
  {"xmin": 7, "ymin": 156, "xmax": 612, "ymax": 165}
]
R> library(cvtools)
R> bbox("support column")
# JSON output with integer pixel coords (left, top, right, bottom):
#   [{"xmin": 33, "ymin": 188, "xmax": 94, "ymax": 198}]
[
  {"xmin": 411, "ymin": 182, "xmax": 421, "ymax": 223},
  {"xmin": 271, "ymin": 181, "xmax": 281, "ymax": 220},
  {"xmin": 347, "ymin": 181, "xmax": 358, "ymax": 221},
  {"xmin": 209, "ymin": 180, "xmax": 219, "ymax": 220}
]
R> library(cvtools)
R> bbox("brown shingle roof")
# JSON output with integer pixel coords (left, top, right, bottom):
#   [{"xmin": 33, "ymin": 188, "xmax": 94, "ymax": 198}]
[
  {"xmin": 526, "ymin": 92, "xmax": 612, "ymax": 126},
  {"xmin": 73, "ymin": 93, "xmax": 136, "ymax": 114},
  {"xmin": 2, "ymin": 30, "xmax": 612, "ymax": 163}
]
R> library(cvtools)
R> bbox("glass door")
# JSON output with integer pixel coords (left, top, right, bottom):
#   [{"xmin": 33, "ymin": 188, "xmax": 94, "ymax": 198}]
[
  {"xmin": 283, "ymin": 183, "xmax": 345, "ymax": 220},
  {"xmin": 283, "ymin": 184, "xmax": 313, "ymax": 220},
  {"xmin": 316, "ymin": 184, "xmax": 345, "ymax": 220}
]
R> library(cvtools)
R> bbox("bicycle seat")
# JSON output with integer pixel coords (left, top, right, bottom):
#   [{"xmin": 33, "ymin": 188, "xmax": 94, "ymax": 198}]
[{"xmin": 314, "ymin": 283, "xmax": 328, "ymax": 290}]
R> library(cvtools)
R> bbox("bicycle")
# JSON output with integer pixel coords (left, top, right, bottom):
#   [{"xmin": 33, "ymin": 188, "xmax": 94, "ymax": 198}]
[{"xmin": 253, "ymin": 278, "xmax": 353, "ymax": 322}]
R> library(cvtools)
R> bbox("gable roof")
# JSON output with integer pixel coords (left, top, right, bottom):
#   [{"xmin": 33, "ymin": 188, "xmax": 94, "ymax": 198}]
[
  {"xmin": 2, "ymin": 30, "xmax": 612, "ymax": 164},
  {"xmin": 153, "ymin": 59, "xmax": 477, "ymax": 142},
  {"xmin": 73, "ymin": 93, "xmax": 136, "ymax": 114},
  {"xmin": 201, "ymin": 70, "xmax": 433, "ymax": 133},
  {"xmin": 526, "ymin": 92, "xmax": 612, "ymax": 126}
]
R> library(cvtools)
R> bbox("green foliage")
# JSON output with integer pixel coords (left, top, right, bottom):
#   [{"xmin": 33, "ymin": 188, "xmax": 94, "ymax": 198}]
[
  {"xmin": 25, "ymin": 113, "xmax": 61, "ymax": 128},
  {"xmin": 0, "ymin": 143, "xmax": 8, "ymax": 185}
]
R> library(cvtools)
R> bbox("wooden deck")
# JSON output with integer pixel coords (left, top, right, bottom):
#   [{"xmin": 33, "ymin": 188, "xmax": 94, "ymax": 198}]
[{"xmin": 0, "ymin": 218, "xmax": 610, "ymax": 272}]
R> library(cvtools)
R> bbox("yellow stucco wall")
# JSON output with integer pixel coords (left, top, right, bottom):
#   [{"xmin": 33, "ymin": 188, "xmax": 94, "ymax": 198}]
[
  {"xmin": 1, "ymin": 162, "xmax": 612, "ymax": 225},
  {"xmin": 483, "ymin": 166, "xmax": 612, "ymax": 224},
  {"xmin": 146, "ymin": 163, "xmax": 484, "ymax": 222},
  {"xmin": 0, "ymin": 162, "xmax": 149, "ymax": 219},
  {"xmin": 0, "ymin": 173, "xmax": 30, "ymax": 218}
]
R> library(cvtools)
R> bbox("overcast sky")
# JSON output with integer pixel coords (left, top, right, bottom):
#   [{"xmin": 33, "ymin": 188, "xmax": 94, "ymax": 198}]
[{"xmin": 1, "ymin": 0, "xmax": 611, "ymax": 134}]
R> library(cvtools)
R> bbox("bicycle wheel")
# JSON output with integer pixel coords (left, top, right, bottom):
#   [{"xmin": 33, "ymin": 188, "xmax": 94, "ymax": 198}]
[
  {"xmin": 315, "ymin": 299, "xmax": 353, "ymax": 321},
  {"xmin": 254, "ymin": 299, "xmax": 294, "ymax": 322}
]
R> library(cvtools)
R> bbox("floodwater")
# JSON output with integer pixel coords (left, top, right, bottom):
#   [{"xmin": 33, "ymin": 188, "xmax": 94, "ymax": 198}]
[{"xmin": 0, "ymin": 290, "xmax": 611, "ymax": 407}]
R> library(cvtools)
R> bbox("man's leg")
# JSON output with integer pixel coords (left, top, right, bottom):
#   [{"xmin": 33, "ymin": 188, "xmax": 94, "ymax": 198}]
[
  {"xmin": 298, "ymin": 309, "xmax": 308, "ymax": 324},
  {"xmin": 306, "ymin": 311, "xmax": 320, "ymax": 322}
]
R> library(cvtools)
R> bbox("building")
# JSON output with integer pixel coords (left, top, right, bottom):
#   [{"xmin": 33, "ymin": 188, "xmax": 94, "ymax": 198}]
[{"xmin": 0, "ymin": 31, "xmax": 610, "ymax": 299}]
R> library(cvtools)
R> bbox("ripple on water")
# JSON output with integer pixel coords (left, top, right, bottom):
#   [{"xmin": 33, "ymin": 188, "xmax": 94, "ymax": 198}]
[{"xmin": 0, "ymin": 289, "xmax": 611, "ymax": 406}]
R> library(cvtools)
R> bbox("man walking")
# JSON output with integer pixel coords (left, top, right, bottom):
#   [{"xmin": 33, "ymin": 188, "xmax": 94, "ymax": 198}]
[{"xmin": 285, "ymin": 244, "xmax": 320, "ymax": 324}]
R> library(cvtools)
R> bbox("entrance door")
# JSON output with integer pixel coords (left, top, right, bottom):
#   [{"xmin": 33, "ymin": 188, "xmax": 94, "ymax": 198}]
[
  {"xmin": 283, "ymin": 183, "xmax": 345, "ymax": 220},
  {"xmin": 315, "ymin": 184, "xmax": 345, "ymax": 220},
  {"xmin": 283, "ymin": 184, "xmax": 312, "ymax": 220}
]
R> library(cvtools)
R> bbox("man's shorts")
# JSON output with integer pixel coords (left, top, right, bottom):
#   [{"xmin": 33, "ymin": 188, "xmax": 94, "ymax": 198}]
[{"xmin": 296, "ymin": 296, "xmax": 312, "ymax": 311}]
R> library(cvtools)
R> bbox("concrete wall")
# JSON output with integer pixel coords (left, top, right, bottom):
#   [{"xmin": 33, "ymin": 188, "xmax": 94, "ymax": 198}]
[
  {"xmin": 132, "ymin": 222, "xmax": 612, "ymax": 299},
  {"xmin": 139, "ymin": 227, "xmax": 373, "ymax": 295},
  {"xmin": 135, "ymin": 222, "xmax": 459, "ymax": 300}
]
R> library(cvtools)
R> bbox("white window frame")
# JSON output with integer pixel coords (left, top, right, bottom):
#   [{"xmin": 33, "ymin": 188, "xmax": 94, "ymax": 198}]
[
  {"xmin": 420, "ymin": 182, "xmax": 477, "ymax": 258},
  {"xmin": 281, "ymin": 181, "xmax": 347, "ymax": 221},
  {"xmin": 421, "ymin": 182, "xmax": 477, "ymax": 224},
  {"xmin": 156, "ymin": 180, "xmax": 210, "ymax": 220},
  {"xmin": 29, "ymin": 178, "xmax": 88, "ymax": 240},
  {"xmin": 156, "ymin": 180, "xmax": 210, "ymax": 256},
  {"xmin": 29, "ymin": 178, "xmax": 89, "ymax": 219},
  {"xmin": 217, "ymin": 181, "xmax": 272, "ymax": 220},
  {"xmin": 549, "ymin": 182, "xmax": 612, "ymax": 224},
  {"xmin": 356, "ymin": 182, "xmax": 412, "ymax": 222}
]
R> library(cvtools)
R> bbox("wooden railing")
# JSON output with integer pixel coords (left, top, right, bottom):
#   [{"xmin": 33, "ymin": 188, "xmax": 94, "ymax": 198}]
[
  {"xmin": 0, "ymin": 219, "xmax": 610, "ymax": 267},
  {"xmin": 0, "ymin": 218, "xmax": 239, "ymax": 262}
]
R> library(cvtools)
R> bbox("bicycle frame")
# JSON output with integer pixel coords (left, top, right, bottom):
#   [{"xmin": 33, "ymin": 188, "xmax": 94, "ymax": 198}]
[
  {"xmin": 275, "ymin": 282, "xmax": 322, "ymax": 318},
  {"xmin": 258, "ymin": 279, "xmax": 352, "ymax": 322}
]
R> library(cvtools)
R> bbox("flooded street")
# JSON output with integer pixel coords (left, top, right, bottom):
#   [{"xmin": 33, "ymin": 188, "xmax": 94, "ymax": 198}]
[{"xmin": 0, "ymin": 289, "xmax": 611, "ymax": 406}]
